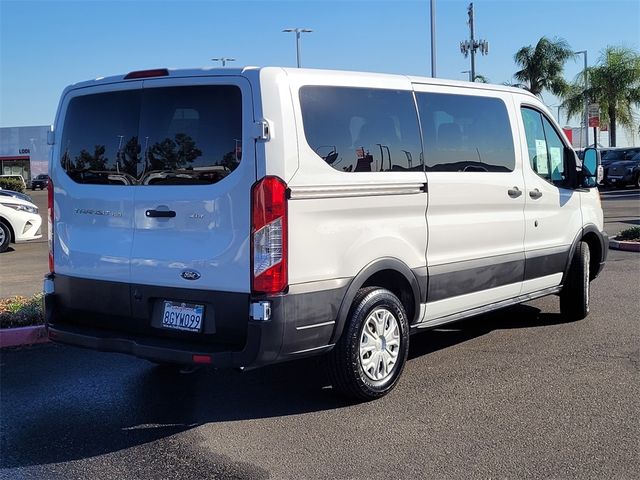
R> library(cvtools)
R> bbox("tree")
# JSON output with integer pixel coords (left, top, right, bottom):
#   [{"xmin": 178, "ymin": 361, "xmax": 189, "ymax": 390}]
[
  {"xmin": 513, "ymin": 37, "xmax": 575, "ymax": 97},
  {"xmin": 120, "ymin": 136, "xmax": 140, "ymax": 175},
  {"xmin": 148, "ymin": 133, "xmax": 202, "ymax": 171},
  {"xmin": 75, "ymin": 145, "xmax": 108, "ymax": 171},
  {"xmin": 473, "ymin": 74, "xmax": 489, "ymax": 83},
  {"xmin": 562, "ymin": 46, "xmax": 640, "ymax": 147}
]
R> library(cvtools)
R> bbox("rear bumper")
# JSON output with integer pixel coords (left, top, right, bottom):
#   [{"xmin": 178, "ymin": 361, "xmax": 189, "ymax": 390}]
[
  {"xmin": 44, "ymin": 274, "xmax": 345, "ymax": 368},
  {"xmin": 47, "ymin": 320, "xmax": 270, "ymax": 368},
  {"xmin": 606, "ymin": 174, "xmax": 634, "ymax": 185}
]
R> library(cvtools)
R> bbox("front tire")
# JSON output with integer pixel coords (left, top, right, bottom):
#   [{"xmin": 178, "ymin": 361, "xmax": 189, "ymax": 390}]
[
  {"xmin": 560, "ymin": 241, "xmax": 590, "ymax": 320},
  {"xmin": 0, "ymin": 222, "xmax": 11, "ymax": 253},
  {"xmin": 327, "ymin": 287, "xmax": 409, "ymax": 401}
]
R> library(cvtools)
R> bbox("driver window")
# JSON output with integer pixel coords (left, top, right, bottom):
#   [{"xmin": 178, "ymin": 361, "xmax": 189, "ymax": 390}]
[{"xmin": 542, "ymin": 116, "xmax": 566, "ymax": 183}]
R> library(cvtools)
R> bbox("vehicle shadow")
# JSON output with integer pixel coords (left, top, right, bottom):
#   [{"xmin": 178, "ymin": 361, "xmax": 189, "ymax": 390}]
[
  {"xmin": 408, "ymin": 304, "xmax": 570, "ymax": 359},
  {"xmin": 1, "ymin": 304, "xmax": 571, "ymax": 469}
]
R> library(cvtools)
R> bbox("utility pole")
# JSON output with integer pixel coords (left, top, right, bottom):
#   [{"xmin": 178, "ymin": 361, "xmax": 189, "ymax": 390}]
[
  {"xmin": 283, "ymin": 28, "xmax": 313, "ymax": 68},
  {"xmin": 211, "ymin": 57, "xmax": 235, "ymax": 67},
  {"xmin": 459, "ymin": 3, "xmax": 488, "ymax": 81}
]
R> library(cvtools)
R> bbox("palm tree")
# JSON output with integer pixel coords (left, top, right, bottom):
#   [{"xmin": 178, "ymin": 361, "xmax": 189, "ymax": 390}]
[
  {"xmin": 562, "ymin": 46, "xmax": 640, "ymax": 147},
  {"xmin": 513, "ymin": 37, "xmax": 575, "ymax": 97}
]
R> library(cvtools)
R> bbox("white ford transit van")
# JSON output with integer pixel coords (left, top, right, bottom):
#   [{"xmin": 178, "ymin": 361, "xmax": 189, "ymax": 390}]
[{"xmin": 45, "ymin": 67, "xmax": 607, "ymax": 400}]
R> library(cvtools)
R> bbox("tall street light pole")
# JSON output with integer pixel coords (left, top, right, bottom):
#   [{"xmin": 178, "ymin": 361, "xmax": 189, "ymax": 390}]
[
  {"xmin": 211, "ymin": 57, "xmax": 235, "ymax": 67},
  {"xmin": 574, "ymin": 50, "xmax": 589, "ymax": 148},
  {"xmin": 282, "ymin": 28, "xmax": 313, "ymax": 68},
  {"xmin": 430, "ymin": 0, "xmax": 436, "ymax": 77}
]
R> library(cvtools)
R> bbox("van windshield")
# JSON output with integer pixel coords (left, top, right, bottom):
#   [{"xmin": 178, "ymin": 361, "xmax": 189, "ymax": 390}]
[{"xmin": 60, "ymin": 85, "xmax": 242, "ymax": 186}]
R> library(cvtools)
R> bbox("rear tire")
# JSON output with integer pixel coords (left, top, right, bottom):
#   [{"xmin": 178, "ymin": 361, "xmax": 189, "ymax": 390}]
[
  {"xmin": 327, "ymin": 287, "xmax": 409, "ymax": 401},
  {"xmin": 560, "ymin": 241, "xmax": 590, "ymax": 320},
  {"xmin": 0, "ymin": 222, "xmax": 11, "ymax": 253}
]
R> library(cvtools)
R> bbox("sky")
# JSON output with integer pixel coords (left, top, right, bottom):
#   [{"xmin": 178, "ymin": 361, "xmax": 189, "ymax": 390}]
[{"xmin": 1, "ymin": 0, "xmax": 639, "ymax": 140}]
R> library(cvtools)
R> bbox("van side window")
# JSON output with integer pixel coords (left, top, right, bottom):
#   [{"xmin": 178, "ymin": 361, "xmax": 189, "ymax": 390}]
[
  {"xmin": 299, "ymin": 86, "xmax": 423, "ymax": 172},
  {"xmin": 415, "ymin": 92, "xmax": 515, "ymax": 172},
  {"xmin": 520, "ymin": 107, "xmax": 567, "ymax": 185}
]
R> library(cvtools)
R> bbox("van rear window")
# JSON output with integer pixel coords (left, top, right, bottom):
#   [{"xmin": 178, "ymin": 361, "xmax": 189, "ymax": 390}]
[{"xmin": 60, "ymin": 86, "xmax": 242, "ymax": 185}]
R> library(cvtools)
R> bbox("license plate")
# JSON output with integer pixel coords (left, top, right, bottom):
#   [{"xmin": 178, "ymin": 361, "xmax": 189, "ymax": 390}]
[{"xmin": 161, "ymin": 301, "xmax": 204, "ymax": 332}]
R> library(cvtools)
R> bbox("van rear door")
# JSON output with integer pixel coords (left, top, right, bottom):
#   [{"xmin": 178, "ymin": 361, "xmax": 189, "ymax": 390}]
[
  {"xmin": 54, "ymin": 81, "xmax": 143, "ymax": 282},
  {"xmin": 130, "ymin": 77, "xmax": 255, "ymax": 294}
]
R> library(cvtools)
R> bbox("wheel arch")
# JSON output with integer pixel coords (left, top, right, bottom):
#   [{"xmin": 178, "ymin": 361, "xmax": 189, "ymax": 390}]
[
  {"xmin": 562, "ymin": 224, "xmax": 607, "ymax": 284},
  {"xmin": 329, "ymin": 258, "xmax": 424, "ymax": 345}
]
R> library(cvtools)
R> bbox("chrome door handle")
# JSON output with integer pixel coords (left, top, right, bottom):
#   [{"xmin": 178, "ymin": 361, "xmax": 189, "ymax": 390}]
[
  {"xmin": 507, "ymin": 186, "xmax": 522, "ymax": 198},
  {"xmin": 529, "ymin": 188, "xmax": 542, "ymax": 199}
]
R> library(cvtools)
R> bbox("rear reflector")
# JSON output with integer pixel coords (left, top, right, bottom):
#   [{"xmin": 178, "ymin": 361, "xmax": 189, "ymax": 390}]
[
  {"xmin": 124, "ymin": 68, "xmax": 169, "ymax": 80},
  {"xmin": 192, "ymin": 355, "xmax": 212, "ymax": 364}
]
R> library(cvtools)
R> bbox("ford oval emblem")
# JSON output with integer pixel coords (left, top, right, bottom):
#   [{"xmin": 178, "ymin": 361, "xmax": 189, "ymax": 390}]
[{"xmin": 181, "ymin": 270, "xmax": 201, "ymax": 281}]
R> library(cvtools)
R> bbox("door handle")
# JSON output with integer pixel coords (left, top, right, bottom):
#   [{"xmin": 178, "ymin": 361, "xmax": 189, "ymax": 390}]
[
  {"xmin": 145, "ymin": 209, "xmax": 176, "ymax": 218},
  {"xmin": 529, "ymin": 188, "xmax": 543, "ymax": 200},
  {"xmin": 507, "ymin": 186, "xmax": 522, "ymax": 198}
]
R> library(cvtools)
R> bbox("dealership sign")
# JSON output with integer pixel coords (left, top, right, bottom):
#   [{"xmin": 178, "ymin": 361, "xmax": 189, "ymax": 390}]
[{"xmin": 588, "ymin": 104, "xmax": 600, "ymax": 128}]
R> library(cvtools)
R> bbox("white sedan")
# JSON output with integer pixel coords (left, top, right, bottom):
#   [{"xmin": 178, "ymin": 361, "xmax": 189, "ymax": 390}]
[{"xmin": 0, "ymin": 196, "xmax": 42, "ymax": 253}]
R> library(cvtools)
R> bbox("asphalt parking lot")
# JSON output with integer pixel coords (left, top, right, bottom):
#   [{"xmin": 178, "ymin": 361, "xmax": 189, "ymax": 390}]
[
  {"xmin": 0, "ymin": 188, "xmax": 639, "ymax": 479},
  {"xmin": 1, "ymin": 247, "xmax": 639, "ymax": 479}
]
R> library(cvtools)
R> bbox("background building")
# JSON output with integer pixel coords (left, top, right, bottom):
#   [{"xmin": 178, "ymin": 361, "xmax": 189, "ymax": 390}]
[{"xmin": 0, "ymin": 126, "xmax": 51, "ymax": 184}]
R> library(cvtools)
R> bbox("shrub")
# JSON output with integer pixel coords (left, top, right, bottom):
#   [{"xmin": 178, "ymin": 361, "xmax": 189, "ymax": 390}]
[
  {"xmin": 0, "ymin": 294, "xmax": 44, "ymax": 329},
  {"xmin": 0, "ymin": 178, "xmax": 25, "ymax": 193},
  {"xmin": 616, "ymin": 226, "xmax": 640, "ymax": 242}
]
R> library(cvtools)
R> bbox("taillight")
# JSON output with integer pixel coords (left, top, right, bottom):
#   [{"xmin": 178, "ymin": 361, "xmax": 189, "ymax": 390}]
[
  {"xmin": 251, "ymin": 176, "xmax": 288, "ymax": 294},
  {"xmin": 47, "ymin": 178, "xmax": 54, "ymax": 273}
]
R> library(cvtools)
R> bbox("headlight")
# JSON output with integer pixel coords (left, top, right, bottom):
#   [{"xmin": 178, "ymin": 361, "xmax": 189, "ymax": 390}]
[{"xmin": 1, "ymin": 202, "xmax": 38, "ymax": 214}]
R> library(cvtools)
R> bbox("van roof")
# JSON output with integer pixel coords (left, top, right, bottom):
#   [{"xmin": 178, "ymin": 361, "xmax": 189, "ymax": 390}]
[{"xmin": 64, "ymin": 66, "xmax": 537, "ymax": 99}]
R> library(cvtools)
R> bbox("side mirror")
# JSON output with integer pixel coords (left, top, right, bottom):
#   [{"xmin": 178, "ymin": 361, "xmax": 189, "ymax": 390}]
[{"xmin": 581, "ymin": 148, "xmax": 602, "ymax": 188}]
